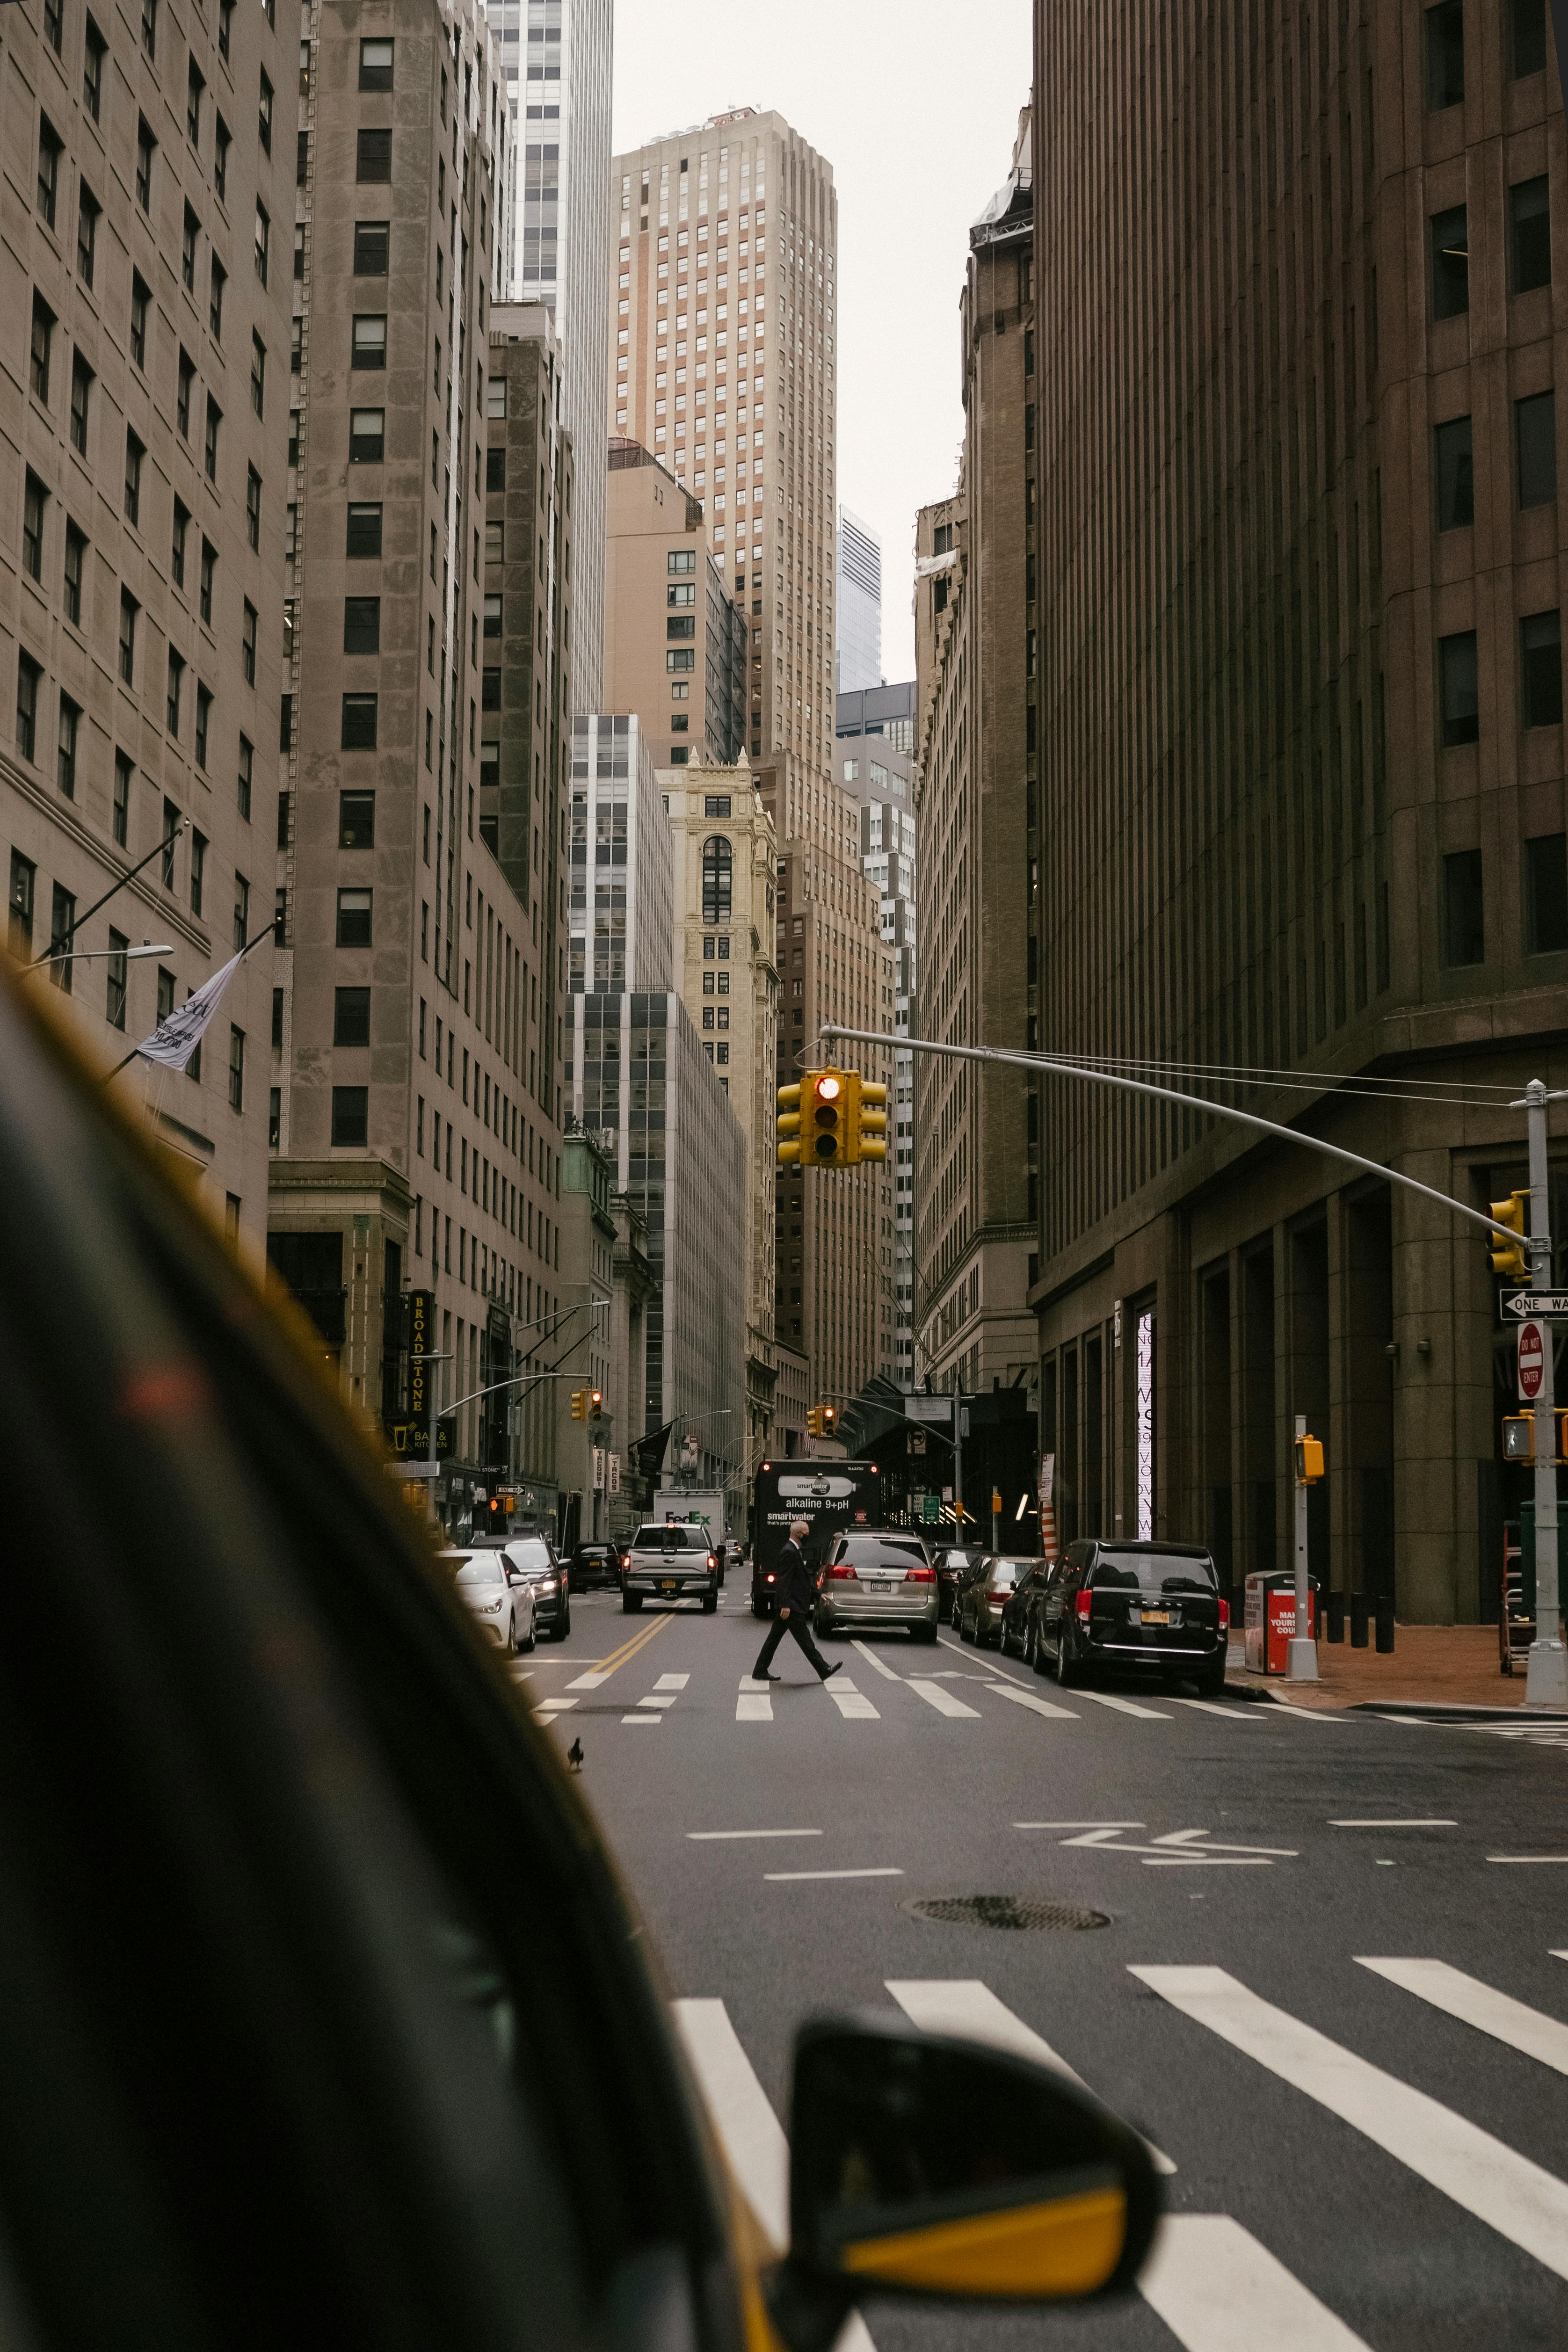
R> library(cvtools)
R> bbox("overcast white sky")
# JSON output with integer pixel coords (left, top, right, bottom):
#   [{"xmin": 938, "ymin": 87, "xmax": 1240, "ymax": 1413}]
[{"xmin": 610, "ymin": 0, "xmax": 1032, "ymax": 685}]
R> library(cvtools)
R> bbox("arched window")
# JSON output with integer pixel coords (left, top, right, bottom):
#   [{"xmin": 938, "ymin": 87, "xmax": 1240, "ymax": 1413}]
[{"xmin": 702, "ymin": 834, "xmax": 732, "ymax": 923}]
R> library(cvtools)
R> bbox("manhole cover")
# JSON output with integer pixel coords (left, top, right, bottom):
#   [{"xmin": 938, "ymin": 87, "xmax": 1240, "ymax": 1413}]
[{"xmin": 902, "ymin": 1895, "xmax": 1111, "ymax": 1932}]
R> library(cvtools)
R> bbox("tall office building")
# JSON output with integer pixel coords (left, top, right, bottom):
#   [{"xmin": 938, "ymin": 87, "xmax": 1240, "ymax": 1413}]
[
  {"xmin": 609, "ymin": 108, "xmax": 838, "ymax": 777},
  {"xmin": 487, "ymin": 0, "xmax": 612, "ymax": 707},
  {"xmin": 273, "ymin": 0, "xmax": 571, "ymax": 1541},
  {"xmin": 838, "ymin": 741, "xmax": 917, "ymax": 1385},
  {"xmin": 836, "ymin": 679, "xmax": 915, "ymax": 755},
  {"xmin": 603, "ymin": 441, "xmax": 745, "ymax": 768},
  {"xmin": 1029, "ymin": 3, "xmax": 1568, "ymax": 1620},
  {"xmin": 3, "ymin": 0, "xmax": 297, "ymax": 1245},
  {"xmin": 835, "ymin": 503, "xmax": 881, "ymax": 692},
  {"xmin": 914, "ymin": 107, "xmax": 1038, "ymax": 1401},
  {"xmin": 567, "ymin": 713, "xmax": 673, "ymax": 992},
  {"xmin": 661, "ymin": 761, "xmax": 778, "ymax": 1476}
]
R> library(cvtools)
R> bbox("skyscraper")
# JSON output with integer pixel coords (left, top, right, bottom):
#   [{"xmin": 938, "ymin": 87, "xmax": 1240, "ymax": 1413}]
[
  {"xmin": 603, "ymin": 441, "xmax": 746, "ymax": 769},
  {"xmin": 835, "ymin": 504, "xmax": 882, "ymax": 691},
  {"xmin": 838, "ymin": 741, "xmax": 917, "ymax": 1386},
  {"xmin": 567, "ymin": 714, "xmax": 674, "ymax": 993},
  {"xmin": 489, "ymin": 0, "xmax": 613, "ymax": 706}
]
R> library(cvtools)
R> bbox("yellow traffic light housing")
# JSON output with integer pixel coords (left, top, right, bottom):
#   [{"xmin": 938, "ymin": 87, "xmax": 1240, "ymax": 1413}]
[
  {"xmin": 854, "ymin": 1077, "xmax": 888, "ymax": 1163},
  {"xmin": 1295, "ymin": 1434, "xmax": 1324, "ymax": 1484},
  {"xmin": 570, "ymin": 1388, "xmax": 589, "ymax": 1422},
  {"xmin": 777, "ymin": 1082, "xmax": 802, "ymax": 1166},
  {"xmin": 1490, "ymin": 1190, "xmax": 1529, "ymax": 1284},
  {"xmin": 1503, "ymin": 1411, "xmax": 1536, "ymax": 1461},
  {"xmin": 806, "ymin": 1069, "xmax": 846, "ymax": 1165},
  {"xmin": 589, "ymin": 1388, "xmax": 603, "ymax": 1420},
  {"xmin": 807, "ymin": 1405, "xmax": 824, "ymax": 1437}
]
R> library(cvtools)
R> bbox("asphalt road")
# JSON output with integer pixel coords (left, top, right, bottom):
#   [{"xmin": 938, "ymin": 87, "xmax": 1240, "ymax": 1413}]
[{"xmin": 515, "ymin": 1584, "xmax": 1568, "ymax": 2351}]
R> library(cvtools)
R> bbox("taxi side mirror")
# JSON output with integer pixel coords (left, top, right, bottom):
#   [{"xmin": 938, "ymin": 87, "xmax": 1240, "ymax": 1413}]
[{"xmin": 769, "ymin": 2016, "xmax": 1160, "ymax": 2351}]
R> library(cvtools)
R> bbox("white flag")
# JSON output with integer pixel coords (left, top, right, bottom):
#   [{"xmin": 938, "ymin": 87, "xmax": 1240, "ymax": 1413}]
[{"xmin": 134, "ymin": 940, "xmax": 260, "ymax": 1071}]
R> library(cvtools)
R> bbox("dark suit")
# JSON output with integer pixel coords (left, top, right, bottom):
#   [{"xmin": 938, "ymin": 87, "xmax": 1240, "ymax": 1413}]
[{"xmin": 752, "ymin": 1539, "xmax": 834, "ymax": 1679}]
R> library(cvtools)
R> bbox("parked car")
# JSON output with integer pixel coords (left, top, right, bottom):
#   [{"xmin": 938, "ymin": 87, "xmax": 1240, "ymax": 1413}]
[
  {"xmin": 997, "ymin": 1558, "xmax": 1053, "ymax": 1658},
  {"xmin": 568, "ymin": 1540, "xmax": 621, "ymax": 1591},
  {"xmin": 0, "ymin": 863, "xmax": 1169, "ymax": 2351},
  {"xmin": 442, "ymin": 1547, "xmax": 537, "ymax": 1653},
  {"xmin": 933, "ymin": 1542, "xmax": 986, "ymax": 1622},
  {"xmin": 814, "ymin": 1531, "xmax": 939, "ymax": 1642},
  {"xmin": 1034, "ymin": 1539, "xmax": 1229, "ymax": 1695},
  {"xmin": 499, "ymin": 1534, "xmax": 571, "ymax": 1641},
  {"xmin": 958, "ymin": 1554, "xmax": 1031, "ymax": 1648},
  {"xmin": 622, "ymin": 1523, "xmax": 719, "ymax": 1613}
]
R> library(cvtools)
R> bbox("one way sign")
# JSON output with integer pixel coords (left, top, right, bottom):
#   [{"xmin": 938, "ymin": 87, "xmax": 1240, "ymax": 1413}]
[{"xmin": 1501, "ymin": 1290, "xmax": 1568, "ymax": 1319}]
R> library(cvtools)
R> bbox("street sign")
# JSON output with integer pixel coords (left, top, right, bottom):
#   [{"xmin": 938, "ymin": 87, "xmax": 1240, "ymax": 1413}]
[
  {"xmin": 1518, "ymin": 1320, "xmax": 1546, "ymax": 1403},
  {"xmin": 1501, "ymin": 1289, "xmax": 1568, "ymax": 1319},
  {"xmin": 920, "ymin": 1492, "xmax": 940, "ymax": 1524}
]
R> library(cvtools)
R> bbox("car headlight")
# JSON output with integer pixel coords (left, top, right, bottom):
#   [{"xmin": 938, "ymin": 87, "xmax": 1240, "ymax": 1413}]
[
  {"xmin": 537, "ymin": 1577, "xmax": 558, "ymax": 1592},
  {"xmin": 478, "ymin": 1597, "xmax": 504, "ymax": 1613}
]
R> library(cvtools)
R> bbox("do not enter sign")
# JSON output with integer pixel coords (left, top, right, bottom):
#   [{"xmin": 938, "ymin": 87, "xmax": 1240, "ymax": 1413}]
[{"xmin": 1518, "ymin": 1318, "xmax": 1546, "ymax": 1402}]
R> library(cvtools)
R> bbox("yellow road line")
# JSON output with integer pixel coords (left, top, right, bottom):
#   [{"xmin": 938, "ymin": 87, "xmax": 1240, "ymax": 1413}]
[{"xmin": 592, "ymin": 1610, "xmax": 675, "ymax": 1680}]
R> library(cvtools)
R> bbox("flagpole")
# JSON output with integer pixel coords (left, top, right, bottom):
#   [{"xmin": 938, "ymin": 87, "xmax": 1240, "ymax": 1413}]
[{"xmin": 102, "ymin": 927, "xmax": 272, "ymax": 1083}]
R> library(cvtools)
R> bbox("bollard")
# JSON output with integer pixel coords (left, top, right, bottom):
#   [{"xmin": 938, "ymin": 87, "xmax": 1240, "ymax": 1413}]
[
  {"xmin": 1374, "ymin": 1593, "xmax": 1395, "ymax": 1653},
  {"xmin": 1327, "ymin": 1588, "xmax": 1345, "ymax": 1643},
  {"xmin": 1350, "ymin": 1590, "xmax": 1369, "ymax": 1648}
]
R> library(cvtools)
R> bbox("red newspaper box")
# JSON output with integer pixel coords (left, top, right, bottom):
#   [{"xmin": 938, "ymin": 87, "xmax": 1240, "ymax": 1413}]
[{"xmin": 1244, "ymin": 1572, "xmax": 1319, "ymax": 1675}]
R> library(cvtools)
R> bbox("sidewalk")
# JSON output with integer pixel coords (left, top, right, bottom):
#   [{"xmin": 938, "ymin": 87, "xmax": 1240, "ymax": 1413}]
[{"xmin": 1229, "ymin": 1623, "xmax": 1530, "ymax": 1713}]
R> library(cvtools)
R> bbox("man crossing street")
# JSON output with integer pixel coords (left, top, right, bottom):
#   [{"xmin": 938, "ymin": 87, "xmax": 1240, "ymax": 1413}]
[{"xmin": 751, "ymin": 1520, "xmax": 843, "ymax": 1684}]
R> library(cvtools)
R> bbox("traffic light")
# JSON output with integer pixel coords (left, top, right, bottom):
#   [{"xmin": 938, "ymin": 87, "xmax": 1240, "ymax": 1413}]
[
  {"xmin": 805, "ymin": 1069, "xmax": 847, "ymax": 1165},
  {"xmin": 570, "ymin": 1388, "xmax": 589, "ymax": 1421},
  {"xmin": 849, "ymin": 1076, "xmax": 887, "ymax": 1164},
  {"xmin": 1490, "ymin": 1190, "xmax": 1529, "ymax": 1283},
  {"xmin": 822, "ymin": 1403, "xmax": 838, "ymax": 1436},
  {"xmin": 588, "ymin": 1388, "xmax": 603, "ymax": 1421},
  {"xmin": 807, "ymin": 1405, "xmax": 823, "ymax": 1437},
  {"xmin": 1294, "ymin": 1434, "xmax": 1324, "ymax": 1484},
  {"xmin": 777, "ymin": 1081, "xmax": 802, "ymax": 1165}
]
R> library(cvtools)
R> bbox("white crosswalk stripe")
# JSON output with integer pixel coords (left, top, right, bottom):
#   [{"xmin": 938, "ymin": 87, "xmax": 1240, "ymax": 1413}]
[
  {"xmin": 984, "ymin": 1682, "xmax": 1078, "ymax": 1721},
  {"xmin": 1076, "ymin": 1688, "xmax": 1173, "ymax": 1720},
  {"xmin": 736, "ymin": 1676, "xmax": 772, "ymax": 1722},
  {"xmin": 907, "ymin": 1677, "xmax": 981, "ymax": 1718},
  {"xmin": 825, "ymin": 1675, "xmax": 879, "ymax": 1719},
  {"xmin": 1356, "ymin": 1958, "xmax": 1568, "ymax": 2077},
  {"xmin": 1138, "ymin": 2214, "xmax": 1372, "ymax": 2350},
  {"xmin": 1132, "ymin": 1964, "xmax": 1568, "ymax": 2282}
]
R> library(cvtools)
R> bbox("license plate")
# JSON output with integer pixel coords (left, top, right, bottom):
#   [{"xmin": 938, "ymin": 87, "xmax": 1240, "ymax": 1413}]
[
  {"xmin": 866, "ymin": 1579, "xmax": 893, "ymax": 1591},
  {"xmin": 1141, "ymin": 1608, "xmax": 1171, "ymax": 1626},
  {"xmin": 661, "ymin": 1580, "xmax": 679, "ymax": 1593}
]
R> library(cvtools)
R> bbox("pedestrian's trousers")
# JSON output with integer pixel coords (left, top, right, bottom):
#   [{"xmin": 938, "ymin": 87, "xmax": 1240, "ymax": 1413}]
[{"xmin": 753, "ymin": 1605, "xmax": 832, "ymax": 1679}]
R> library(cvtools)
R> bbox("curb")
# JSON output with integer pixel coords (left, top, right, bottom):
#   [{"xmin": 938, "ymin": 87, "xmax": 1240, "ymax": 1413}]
[{"xmin": 1348, "ymin": 1699, "xmax": 1568, "ymax": 1724}]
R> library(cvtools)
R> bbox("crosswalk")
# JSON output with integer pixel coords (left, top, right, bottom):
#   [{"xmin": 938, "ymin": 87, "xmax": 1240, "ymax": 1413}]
[{"xmin": 675, "ymin": 1952, "xmax": 1568, "ymax": 2347}]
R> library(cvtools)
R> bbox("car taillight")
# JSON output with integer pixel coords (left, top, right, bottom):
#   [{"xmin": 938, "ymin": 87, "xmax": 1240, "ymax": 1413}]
[
  {"xmin": 906, "ymin": 1566, "xmax": 936, "ymax": 1583},
  {"xmin": 827, "ymin": 1562, "xmax": 857, "ymax": 1579},
  {"xmin": 1074, "ymin": 1589, "xmax": 1093, "ymax": 1621},
  {"xmin": 765, "ymin": 1572, "xmax": 776, "ymax": 1585},
  {"xmin": 1218, "ymin": 1597, "xmax": 1230, "ymax": 1630},
  {"xmin": 708, "ymin": 1554, "xmax": 716, "ymax": 1569}
]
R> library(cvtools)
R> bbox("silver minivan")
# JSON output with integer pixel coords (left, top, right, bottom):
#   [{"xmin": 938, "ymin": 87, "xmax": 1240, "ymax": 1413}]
[{"xmin": 814, "ymin": 1531, "xmax": 939, "ymax": 1641}]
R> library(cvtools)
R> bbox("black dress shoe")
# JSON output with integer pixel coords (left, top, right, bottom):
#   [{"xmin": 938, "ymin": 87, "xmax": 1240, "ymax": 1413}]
[
  {"xmin": 820, "ymin": 1662, "xmax": 843, "ymax": 1682},
  {"xmin": 753, "ymin": 1671, "xmax": 781, "ymax": 1683}
]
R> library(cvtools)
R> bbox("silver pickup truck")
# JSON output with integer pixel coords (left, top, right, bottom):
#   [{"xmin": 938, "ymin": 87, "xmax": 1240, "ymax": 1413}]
[{"xmin": 622, "ymin": 1523, "xmax": 720, "ymax": 1613}]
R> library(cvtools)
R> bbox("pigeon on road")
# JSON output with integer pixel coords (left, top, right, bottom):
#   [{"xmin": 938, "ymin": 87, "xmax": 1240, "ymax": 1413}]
[{"xmin": 567, "ymin": 1737, "xmax": 584, "ymax": 1773}]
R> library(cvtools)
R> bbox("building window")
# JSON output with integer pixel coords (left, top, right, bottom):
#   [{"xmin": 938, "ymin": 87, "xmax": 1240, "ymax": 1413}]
[
  {"xmin": 339, "ymin": 789, "xmax": 376, "ymax": 849},
  {"xmin": 37, "ymin": 117, "xmax": 61, "ymax": 229},
  {"xmin": 1442, "ymin": 847, "xmax": 1485, "ymax": 965},
  {"xmin": 200, "ymin": 537, "xmax": 215, "ymax": 621},
  {"xmin": 704, "ymin": 794, "xmax": 733, "ymax": 816},
  {"xmin": 481, "ymin": 667, "xmax": 501, "ymax": 711},
  {"xmin": 258, "ymin": 69, "xmax": 273, "ymax": 154},
  {"xmin": 178, "ymin": 350, "xmax": 194, "ymax": 437},
  {"xmin": 232, "ymin": 872, "xmax": 248, "ymax": 951},
  {"xmin": 251, "ymin": 333, "xmax": 267, "ymax": 418},
  {"xmin": 334, "ymin": 986, "xmax": 372, "ymax": 1047},
  {"xmin": 205, "ymin": 396, "xmax": 221, "ymax": 481},
  {"xmin": 341, "ymin": 694, "xmax": 378, "ymax": 749},
  {"xmin": 359, "ymin": 37, "xmax": 394, "ymax": 90},
  {"xmin": 356, "ymin": 130, "xmax": 392, "ymax": 183},
  {"xmin": 118, "ymin": 591, "xmax": 138, "ymax": 685},
  {"xmin": 337, "ymin": 889, "xmax": 373, "ymax": 947},
  {"xmin": 77, "ymin": 181, "xmax": 99, "ymax": 286},
  {"xmin": 63, "ymin": 523, "xmax": 85, "ymax": 624},
  {"xmin": 49, "ymin": 886, "xmax": 75, "ymax": 990},
  {"xmin": 1436, "ymin": 422, "xmax": 1478, "ymax": 534},
  {"xmin": 1425, "ymin": 0, "xmax": 1464, "ymax": 108},
  {"xmin": 228, "ymin": 1025, "xmax": 245, "ymax": 1113},
  {"xmin": 182, "ymin": 204, "xmax": 199, "ymax": 292},
  {"xmin": 297, "ymin": 130, "xmax": 309, "ymax": 187},
  {"xmin": 107, "ymin": 929, "xmax": 128, "ymax": 1029},
  {"xmin": 124, "ymin": 429, "xmax": 144, "ymax": 527},
  {"xmin": 1521, "ymin": 610, "xmax": 1563, "ymax": 727},
  {"xmin": 346, "ymin": 502, "xmax": 383, "ymax": 558},
  {"xmin": 189, "ymin": 828, "xmax": 206, "ymax": 917},
  {"xmin": 113, "ymin": 752, "xmax": 131, "ymax": 846},
  {"xmin": 486, "ymin": 446, "xmax": 506, "ymax": 493},
  {"xmin": 269, "ymin": 1088, "xmax": 281, "ymax": 1148},
  {"xmin": 354, "ymin": 220, "xmax": 390, "ymax": 275},
  {"xmin": 215, "ymin": 116, "xmax": 230, "ymax": 202},
  {"xmin": 69, "ymin": 353, "xmax": 92, "ymax": 457},
  {"xmin": 1517, "ymin": 390, "xmax": 1557, "ymax": 507},
  {"xmin": 29, "ymin": 295, "xmax": 53, "ymax": 405},
  {"xmin": 1438, "ymin": 629, "xmax": 1479, "ymax": 745},
  {"xmin": 15, "ymin": 654, "xmax": 41, "ymax": 766},
  {"xmin": 352, "ymin": 314, "xmax": 387, "ymax": 369},
  {"xmin": 136, "ymin": 120, "xmax": 155, "ymax": 213},
  {"xmin": 702, "ymin": 834, "xmax": 733, "ymax": 922},
  {"xmin": 84, "ymin": 18, "xmax": 105, "ymax": 117},
  {"xmin": 343, "ymin": 596, "xmax": 381, "ymax": 656},
  {"xmin": 254, "ymin": 203, "xmax": 269, "ymax": 288},
  {"xmin": 1430, "ymin": 204, "xmax": 1469, "ymax": 319},
  {"xmin": 486, "ymin": 376, "xmax": 507, "ymax": 420},
  {"xmin": 238, "ymin": 734, "xmax": 254, "ymax": 820},
  {"xmin": 166, "ymin": 648, "xmax": 184, "ymax": 736},
  {"xmin": 349, "ymin": 408, "xmax": 386, "ymax": 464},
  {"xmin": 130, "ymin": 274, "xmax": 150, "ymax": 370},
  {"xmin": 140, "ymin": 0, "xmax": 156, "ymax": 58},
  {"xmin": 1510, "ymin": 176, "xmax": 1552, "ymax": 295},
  {"xmin": 194, "ymin": 683, "xmax": 211, "ymax": 769},
  {"xmin": 57, "ymin": 695, "xmax": 79, "ymax": 797},
  {"xmin": 242, "ymin": 600, "xmax": 257, "ymax": 684},
  {"xmin": 332, "ymin": 1086, "xmax": 369, "ymax": 1147},
  {"xmin": 187, "ymin": 54, "xmax": 204, "ymax": 147},
  {"xmin": 1525, "ymin": 831, "xmax": 1568, "ymax": 952},
  {"xmin": 1512, "ymin": 0, "xmax": 1548, "ymax": 78},
  {"xmin": 22, "ymin": 473, "xmax": 45, "ymax": 581},
  {"xmin": 483, "ymin": 594, "xmax": 501, "ymax": 639},
  {"xmin": 245, "ymin": 466, "xmax": 262, "ymax": 551}
]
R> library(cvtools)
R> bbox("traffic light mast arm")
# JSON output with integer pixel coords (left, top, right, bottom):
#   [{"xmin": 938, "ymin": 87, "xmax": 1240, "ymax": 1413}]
[{"xmin": 820, "ymin": 1024, "xmax": 1510, "ymax": 1242}]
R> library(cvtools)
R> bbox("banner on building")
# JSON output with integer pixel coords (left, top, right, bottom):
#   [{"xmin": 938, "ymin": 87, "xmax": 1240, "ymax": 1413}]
[{"xmin": 133, "ymin": 933, "xmax": 269, "ymax": 1070}]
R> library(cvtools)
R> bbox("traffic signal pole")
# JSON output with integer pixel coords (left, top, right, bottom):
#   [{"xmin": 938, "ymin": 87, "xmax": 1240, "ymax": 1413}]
[{"xmin": 1525, "ymin": 1080, "xmax": 1568, "ymax": 1706}]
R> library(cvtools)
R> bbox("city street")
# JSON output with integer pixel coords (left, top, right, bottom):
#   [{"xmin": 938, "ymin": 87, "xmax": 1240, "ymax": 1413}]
[{"xmin": 519, "ymin": 1592, "xmax": 1568, "ymax": 2352}]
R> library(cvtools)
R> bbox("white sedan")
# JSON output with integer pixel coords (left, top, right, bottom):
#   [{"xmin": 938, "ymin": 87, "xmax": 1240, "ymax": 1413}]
[{"xmin": 441, "ymin": 1549, "xmax": 537, "ymax": 1653}]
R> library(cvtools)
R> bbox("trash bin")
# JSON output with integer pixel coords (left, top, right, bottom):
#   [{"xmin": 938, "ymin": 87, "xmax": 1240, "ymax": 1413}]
[{"xmin": 1244, "ymin": 1572, "xmax": 1320, "ymax": 1675}]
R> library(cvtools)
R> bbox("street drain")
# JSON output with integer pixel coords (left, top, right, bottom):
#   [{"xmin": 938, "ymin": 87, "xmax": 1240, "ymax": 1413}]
[{"xmin": 903, "ymin": 1895, "xmax": 1111, "ymax": 1932}]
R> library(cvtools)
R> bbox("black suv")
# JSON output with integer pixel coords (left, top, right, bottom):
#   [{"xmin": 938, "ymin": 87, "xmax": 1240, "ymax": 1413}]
[
  {"xmin": 568, "ymin": 1541, "xmax": 621, "ymax": 1591},
  {"xmin": 1032, "ymin": 1539, "xmax": 1228, "ymax": 1695}
]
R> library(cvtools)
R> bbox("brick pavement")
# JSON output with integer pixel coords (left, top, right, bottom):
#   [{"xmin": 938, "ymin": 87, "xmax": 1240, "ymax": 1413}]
[{"xmin": 1230, "ymin": 1623, "xmax": 1531, "ymax": 1713}]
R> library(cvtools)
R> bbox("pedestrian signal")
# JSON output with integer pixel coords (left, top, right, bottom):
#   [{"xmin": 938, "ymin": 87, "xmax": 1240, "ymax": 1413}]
[
  {"xmin": 777, "ymin": 1081, "xmax": 802, "ymax": 1165},
  {"xmin": 1294, "ymin": 1434, "xmax": 1324, "ymax": 1484},
  {"xmin": 1490, "ymin": 1191, "xmax": 1529, "ymax": 1284},
  {"xmin": 570, "ymin": 1388, "xmax": 589, "ymax": 1421},
  {"xmin": 1503, "ymin": 1411, "xmax": 1535, "ymax": 1461}
]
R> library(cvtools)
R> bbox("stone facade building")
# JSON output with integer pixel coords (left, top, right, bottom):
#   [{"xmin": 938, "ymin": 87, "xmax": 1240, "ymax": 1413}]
[
  {"xmin": 913, "ymin": 108, "xmax": 1039, "ymax": 1401},
  {"xmin": 271, "ymin": 0, "xmax": 570, "ymax": 1533},
  {"xmin": 3, "ymin": 0, "xmax": 298, "ymax": 1244},
  {"xmin": 661, "ymin": 759, "xmax": 778, "ymax": 1475},
  {"xmin": 603, "ymin": 439, "xmax": 745, "ymax": 769},
  {"xmin": 1029, "ymin": 2, "xmax": 1568, "ymax": 1622}
]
